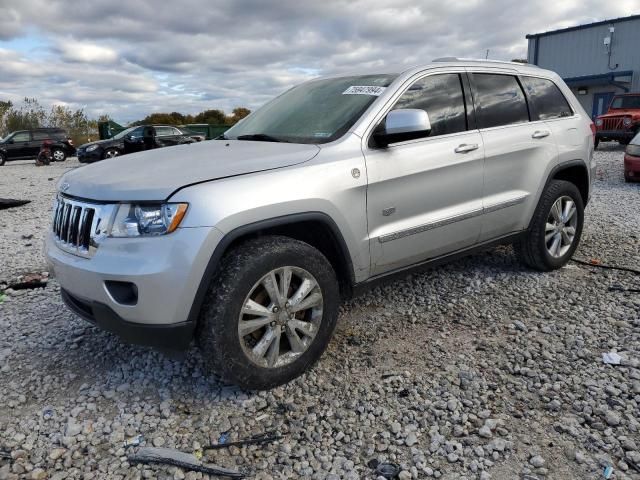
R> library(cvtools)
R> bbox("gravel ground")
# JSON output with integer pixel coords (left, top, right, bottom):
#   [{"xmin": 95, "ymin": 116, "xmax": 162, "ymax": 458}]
[{"xmin": 0, "ymin": 146, "xmax": 639, "ymax": 480}]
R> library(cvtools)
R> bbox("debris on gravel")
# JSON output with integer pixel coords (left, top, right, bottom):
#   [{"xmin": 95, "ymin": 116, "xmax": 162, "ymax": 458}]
[{"xmin": 1, "ymin": 146, "xmax": 639, "ymax": 479}]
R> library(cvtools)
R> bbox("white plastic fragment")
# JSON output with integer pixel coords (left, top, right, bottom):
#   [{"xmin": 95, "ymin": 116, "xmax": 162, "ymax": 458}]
[{"xmin": 602, "ymin": 352, "xmax": 622, "ymax": 365}]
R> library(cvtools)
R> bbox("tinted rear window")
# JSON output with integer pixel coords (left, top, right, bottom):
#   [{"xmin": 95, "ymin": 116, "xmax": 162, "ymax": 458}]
[
  {"xmin": 471, "ymin": 74, "xmax": 529, "ymax": 129},
  {"xmin": 521, "ymin": 76, "xmax": 573, "ymax": 120}
]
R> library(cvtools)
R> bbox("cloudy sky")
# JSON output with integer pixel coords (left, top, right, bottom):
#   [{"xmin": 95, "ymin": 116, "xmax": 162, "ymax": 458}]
[{"xmin": 0, "ymin": 0, "xmax": 637, "ymax": 124}]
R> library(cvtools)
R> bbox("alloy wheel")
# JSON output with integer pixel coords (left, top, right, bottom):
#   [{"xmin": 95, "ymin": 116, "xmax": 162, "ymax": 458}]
[
  {"xmin": 52, "ymin": 150, "xmax": 65, "ymax": 161},
  {"xmin": 105, "ymin": 150, "xmax": 119, "ymax": 158},
  {"xmin": 238, "ymin": 266, "xmax": 323, "ymax": 368},
  {"xmin": 545, "ymin": 196, "xmax": 578, "ymax": 258}
]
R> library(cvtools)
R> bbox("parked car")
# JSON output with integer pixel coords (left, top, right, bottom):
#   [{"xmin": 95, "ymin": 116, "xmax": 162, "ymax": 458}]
[
  {"xmin": 594, "ymin": 93, "xmax": 640, "ymax": 148},
  {"xmin": 46, "ymin": 59, "xmax": 594, "ymax": 389},
  {"xmin": 0, "ymin": 128, "xmax": 75, "ymax": 165},
  {"xmin": 76, "ymin": 125, "xmax": 197, "ymax": 163},
  {"xmin": 624, "ymin": 131, "xmax": 640, "ymax": 182}
]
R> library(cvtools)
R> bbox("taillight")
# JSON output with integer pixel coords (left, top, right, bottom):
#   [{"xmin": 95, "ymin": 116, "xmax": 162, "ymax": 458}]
[{"xmin": 590, "ymin": 122, "xmax": 596, "ymax": 138}]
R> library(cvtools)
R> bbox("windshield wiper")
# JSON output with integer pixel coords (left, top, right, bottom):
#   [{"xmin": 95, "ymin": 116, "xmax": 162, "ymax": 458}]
[{"xmin": 235, "ymin": 133, "xmax": 289, "ymax": 143}]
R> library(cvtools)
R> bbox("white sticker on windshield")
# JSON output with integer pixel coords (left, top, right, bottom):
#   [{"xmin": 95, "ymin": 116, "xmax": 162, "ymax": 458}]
[{"xmin": 342, "ymin": 86, "xmax": 386, "ymax": 96}]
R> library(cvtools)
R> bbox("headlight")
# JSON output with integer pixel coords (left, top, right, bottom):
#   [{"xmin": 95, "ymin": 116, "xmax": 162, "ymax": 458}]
[
  {"xmin": 626, "ymin": 144, "xmax": 640, "ymax": 157},
  {"xmin": 595, "ymin": 119, "xmax": 603, "ymax": 127},
  {"xmin": 86, "ymin": 144, "xmax": 99, "ymax": 152},
  {"xmin": 110, "ymin": 203, "xmax": 188, "ymax": 237},
  {"xmin": 623, "ymin": 117, "xmax": 632, "ymax": 127}
]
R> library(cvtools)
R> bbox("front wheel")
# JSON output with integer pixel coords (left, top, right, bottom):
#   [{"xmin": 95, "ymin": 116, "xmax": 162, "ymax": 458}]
[
  {"xmin": 197, "ymin": 236, "xmax": 340, "ymax": 390},
  {"xmin": 515, "ymin": 180, "xmax": 584, "ymax": 271},
  {"xmin": 103, "ymin": 148, "xmax": 120, "ymax": 159}
]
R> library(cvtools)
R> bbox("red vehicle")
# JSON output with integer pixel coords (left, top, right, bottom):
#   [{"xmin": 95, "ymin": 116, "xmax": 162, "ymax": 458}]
[
  {"xmin": 594, "ymin": 93, "xmax": 640, "ymax": 148},
  {"xmin": 624, "ymin": 133, "xmax": 640, "ymax": 182}
]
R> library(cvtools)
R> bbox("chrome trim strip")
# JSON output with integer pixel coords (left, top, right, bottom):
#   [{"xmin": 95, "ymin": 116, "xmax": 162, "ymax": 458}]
[
  {"xmin": 484, "ymin": 194, "xmax": 529, "ymax": 214},
  {"xmin": 378, "ymin": 208, "xmax": 483, "ymax": 243},
  {"xmin": 377, "ymin": 194, "xmax": 529, "ymax": 244}
]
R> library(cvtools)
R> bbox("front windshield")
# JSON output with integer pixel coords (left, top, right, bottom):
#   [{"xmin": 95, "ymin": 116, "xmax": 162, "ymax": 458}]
[
  {"xmin": 223, "ymin": 74, "xmax": 397, "ymax": 144},
  {"xmin": 610, "ymin": 96, "xmax": 640, "ymax": 109},
  {"xmin": 113, "ymin": 126, "xmax": 139, "ymax": 139}
]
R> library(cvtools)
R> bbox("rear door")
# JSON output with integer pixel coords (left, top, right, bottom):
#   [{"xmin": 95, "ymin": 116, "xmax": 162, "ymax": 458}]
[
  {"xmin": 155, "ymin": 126, "xmax": 179, "ymax": 147},
  {"xmin": 31, "ymin": 131, "xmax": 50, "ymax": 157},
  {"xmin": 364, "ymin": 71, "xmax": 484, "ymax": 275},
  {"xmin": 520, "ymin": 75, "xmax": 584, "ymax": 165},
  {"xmin": 468, "ymin": 71, "xmax": 558, "ymax": 242}
]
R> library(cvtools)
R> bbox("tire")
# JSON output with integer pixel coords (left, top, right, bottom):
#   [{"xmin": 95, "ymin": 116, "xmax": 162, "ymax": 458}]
[
  {"xmin": 515, "ymin": 180, "xmax": 584, "ymax": 271},
  {"xmin": 103, "ymin": 148, "xmax": 120, "ymax": 159},
  {"xmin": 594, "ymin": 137, "xmax": 599, "ymax": 150},
  {"xmin": 197, "ymin": 236, "xmax": 340, "ymax": 390},
  {"xmin": 52, "ymin": 148, "xmax": 66, "ymax": 162},
  {"xmin": 0, "ymin": 152, "xmax": 5, "ymax": 166}
]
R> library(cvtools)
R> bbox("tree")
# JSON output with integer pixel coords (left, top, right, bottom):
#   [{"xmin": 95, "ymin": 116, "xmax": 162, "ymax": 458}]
[
  {"xmin": 228, "ymin": 107, "xmax": 251, "ymax": 124},
  {"xmin": 193, "ymin": 109, "xmax": 226, "ymax": 125}
]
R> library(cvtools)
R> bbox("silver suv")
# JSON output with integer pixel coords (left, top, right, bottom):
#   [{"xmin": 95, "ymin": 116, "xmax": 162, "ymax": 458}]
[{"xmin": 46, "ymin": 59, "xmax": 595, "ymax": 389}]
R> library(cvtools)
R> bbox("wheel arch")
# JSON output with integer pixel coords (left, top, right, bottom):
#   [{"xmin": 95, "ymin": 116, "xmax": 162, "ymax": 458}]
[
  {"xmin": 186, "ymin": 212, "xmax": 356, "ymax": 327},
  {"xmin": 547, "ymin": 160, "xmax": 590, "ymax": 207}
]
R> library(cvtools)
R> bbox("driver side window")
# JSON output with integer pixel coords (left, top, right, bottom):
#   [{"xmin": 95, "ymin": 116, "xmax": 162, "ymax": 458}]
[{"xmin": 393, "ymin": 74, "xmax": 467, "ymax": 137}]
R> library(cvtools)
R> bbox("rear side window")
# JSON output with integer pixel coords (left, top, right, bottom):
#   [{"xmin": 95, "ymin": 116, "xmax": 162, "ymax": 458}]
[
  {"xmin": 471, "ymin": 74, "xmax": 529, "ymax": 129},
  {"xmin": 392, "ymin": 73, "xmax": 467, "ymax": 137},
  {"xmin": 521, "ymin": 76, "xmax": 573, "ymax": 120},
  {"xmin": 32, "ymin": 131, "xmax": 51, "ymax": 141}
]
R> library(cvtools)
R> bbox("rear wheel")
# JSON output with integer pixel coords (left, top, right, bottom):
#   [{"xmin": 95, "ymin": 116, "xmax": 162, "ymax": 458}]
[
  {"xmin": 52, "ymin": 148, "xmax": 66, "ymax": 162},
  {"xmin": 197, "ymin": 236, "xmax": 340, "ymax": 390},
  {"xmin": 515, "ymin": 180, "xmax": 584, "ymax": 271}
]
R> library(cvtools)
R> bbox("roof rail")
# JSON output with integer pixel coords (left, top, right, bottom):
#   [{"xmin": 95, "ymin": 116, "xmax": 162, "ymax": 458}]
[{"xmin": 432, "ymin": 57, "xmax": 536, "ymax": 67}]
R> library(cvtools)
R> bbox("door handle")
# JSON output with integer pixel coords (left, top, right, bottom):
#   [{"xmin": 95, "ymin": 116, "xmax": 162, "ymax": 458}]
[
  {"xmin": 454, "ymin": 143, "xmax": 479, "ymax": 154},
  {"xmin": 532, "ymin": 130, "xmax": 550, "ymax": 139}
]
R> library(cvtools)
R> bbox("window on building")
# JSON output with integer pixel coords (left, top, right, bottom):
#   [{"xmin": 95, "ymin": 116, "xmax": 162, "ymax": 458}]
[
  {"xmin": 392, "ymin": 73, "xmax": 467, "ymax": 137},
  {"xmin": 471, "ymin": 74, "xmax": 529, "ymax": 129},
  {"xmin": 521, "ymin": 76, "xmax": 573, "ymax": 120}
]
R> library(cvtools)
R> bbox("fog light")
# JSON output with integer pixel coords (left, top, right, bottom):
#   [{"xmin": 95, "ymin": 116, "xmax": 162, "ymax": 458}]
[{"xmin": 105, "ymin": 281, "xmax": 138, "ymax": 306}]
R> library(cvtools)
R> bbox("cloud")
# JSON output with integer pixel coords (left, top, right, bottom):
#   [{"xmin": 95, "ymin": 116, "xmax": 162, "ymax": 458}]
[
  {"xmin": 0, "ymin": 0, "xmax": 637, "ymax": 123},
  {"xmin": 57, "ymin": 40, "xmax": 119, "ymax": 64}
]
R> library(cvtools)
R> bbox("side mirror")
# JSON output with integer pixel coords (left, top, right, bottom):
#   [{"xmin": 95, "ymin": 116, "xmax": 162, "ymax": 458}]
[{"xmin": 374, "ymin": 109, "xmax": 431, "ymax": 147}]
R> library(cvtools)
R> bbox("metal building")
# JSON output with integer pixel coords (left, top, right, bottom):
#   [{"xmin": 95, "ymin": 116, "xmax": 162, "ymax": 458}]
[{"xmin": 526, "ymin": 15, "xmax": 640, "ymax": 119}]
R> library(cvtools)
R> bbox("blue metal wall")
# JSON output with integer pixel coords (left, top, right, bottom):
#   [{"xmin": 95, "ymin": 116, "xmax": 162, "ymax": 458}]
[{"xmin": 527, "ymin": 16, "xmax": 640, "ymax": 116}]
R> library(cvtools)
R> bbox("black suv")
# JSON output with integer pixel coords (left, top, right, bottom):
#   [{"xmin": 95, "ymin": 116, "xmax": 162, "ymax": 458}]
[
  {"xmin": 76, "ymin": 125, "xmax": 200, "ymax": 163},
  {"xmin": 0, "ymin": 128, "xmax": 76, "ymax": 165}
]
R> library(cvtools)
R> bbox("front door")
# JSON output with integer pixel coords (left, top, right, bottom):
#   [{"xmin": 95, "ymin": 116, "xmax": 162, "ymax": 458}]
[
  {"xmin": 364, "ymin": 72, "xmax": 484, "ymax": 275},
  {"xmin": 592, "ymin": 92, "xmax": 614, "ymax": 119},
  {"xmin": 5, "ymin": 131, "xmax": 31, "ymax": 159}
]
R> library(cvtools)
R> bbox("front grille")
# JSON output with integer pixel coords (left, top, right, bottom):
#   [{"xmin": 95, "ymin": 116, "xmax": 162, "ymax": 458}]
[
  {"xmin": 602, "ymin": 117, "xmax": 624, "ymax": 131},
  {"xmin": 52, "ymin": 196, "xmax": 114, "ymax": 257}
]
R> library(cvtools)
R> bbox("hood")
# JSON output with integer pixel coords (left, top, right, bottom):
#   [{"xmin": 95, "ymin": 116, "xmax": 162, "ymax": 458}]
[
  {"xmin": 598, "ymin": 109, "xmax": 640, "ymax": 119},
  {"xmin": 60, "ymin": 140, "xmax": 320, "ymax": 201},
  {"xmin": 78, "ymin": 138, "xmax": 119, "ymax": 149}
]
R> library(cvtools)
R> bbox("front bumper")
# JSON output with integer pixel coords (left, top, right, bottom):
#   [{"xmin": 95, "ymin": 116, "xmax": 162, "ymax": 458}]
[
  {"xmin": 624, "ymin": 154, "xmax": 640, "ymax": 180},
  {"xmin": 46, "ymin": 226, "xmax": 224, "ymax": 349},
  {"xmin": 77, "ymin": 149, "xmax": 103, "ymax": 163},
  {"xmin": 596, "ymin": 130, "xmax": 635, "ymax": 141}
]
